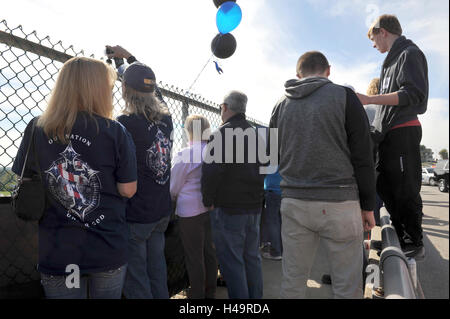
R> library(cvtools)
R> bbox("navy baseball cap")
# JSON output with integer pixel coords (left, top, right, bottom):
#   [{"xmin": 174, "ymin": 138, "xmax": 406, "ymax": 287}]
[{"xmin": 123, "ymin": 62, "xmax": 156, "ymax": 93}]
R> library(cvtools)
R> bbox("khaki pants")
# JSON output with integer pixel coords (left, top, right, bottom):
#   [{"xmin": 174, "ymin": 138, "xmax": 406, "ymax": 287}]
[{"xmin": 280, "ymin": 198, "xmax": 363, "ymax": 299}]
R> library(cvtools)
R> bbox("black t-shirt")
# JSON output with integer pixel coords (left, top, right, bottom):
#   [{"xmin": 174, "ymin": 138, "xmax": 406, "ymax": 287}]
[
  {"xmin": 12, "ymin": 113, "xmax": 137, "ymax": 275},
  {"xmin": 117, "ymin": 113, "xmax": 173, "ymax": 223}
]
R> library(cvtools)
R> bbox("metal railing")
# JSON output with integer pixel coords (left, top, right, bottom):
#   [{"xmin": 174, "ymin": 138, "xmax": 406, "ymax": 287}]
[
  {"xmin": 0, "ymin": 19, "xmax": 267, "ymax": 196},
  {"xmin": 378, "ymin": 207, "xmax": 422, "ymax": 299}
]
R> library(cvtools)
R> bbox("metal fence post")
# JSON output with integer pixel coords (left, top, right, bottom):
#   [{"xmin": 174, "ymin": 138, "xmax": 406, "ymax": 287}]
[{"xmin": 181, "ymin": 100, "xmax": 189, "ymax": 148}]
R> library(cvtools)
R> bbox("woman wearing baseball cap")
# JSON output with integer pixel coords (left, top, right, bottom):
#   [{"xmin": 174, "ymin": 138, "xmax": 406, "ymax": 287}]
[{"xmin": 108, "ymin": 45, "xmax": 174, "ymax": 299}]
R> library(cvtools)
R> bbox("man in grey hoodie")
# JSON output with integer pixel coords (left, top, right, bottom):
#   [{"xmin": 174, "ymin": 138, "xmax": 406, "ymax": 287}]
[{"xmin": 270, "ymin": 51, "xmax": 376, "ymax": 299}]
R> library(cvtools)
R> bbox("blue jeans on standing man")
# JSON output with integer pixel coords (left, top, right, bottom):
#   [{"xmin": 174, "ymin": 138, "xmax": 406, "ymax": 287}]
[
  {"xmin": 123, "ymin": 215, "xmax": 171, "ymax": 299},
  {"xmin": 210, "ymin": 207, "xmax": 263, "ymax": 299},
  {"xmin": 260, "ymin": 190, "xmax": 283, "ymax": 256}
]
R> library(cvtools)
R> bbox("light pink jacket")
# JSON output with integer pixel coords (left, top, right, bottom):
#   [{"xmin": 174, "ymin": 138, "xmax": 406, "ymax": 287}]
[{"xmin": 170, "ymin": 141, "xmax": 209, "ymax": 218}]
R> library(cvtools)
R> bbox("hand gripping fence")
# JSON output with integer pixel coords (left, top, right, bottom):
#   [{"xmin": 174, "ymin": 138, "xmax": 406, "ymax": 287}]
[{"xmin": 0, "ymin": 20, "xmax": 266, "ymax": 298}]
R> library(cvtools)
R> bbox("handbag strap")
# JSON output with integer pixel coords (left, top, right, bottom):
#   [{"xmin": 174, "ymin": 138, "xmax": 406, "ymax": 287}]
[
  {"xmin": 30, "ymin": 119, "xmax": 44, "ymax": 181},
  {"xmin": 18, "ymin": 117, "xmax": 38, "ymax": 182}
]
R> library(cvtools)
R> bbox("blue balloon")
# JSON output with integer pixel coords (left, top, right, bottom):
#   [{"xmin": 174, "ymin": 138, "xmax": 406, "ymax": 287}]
[{"xmin": 216, "ymin": 1, "xmax": 242, "ymax": 34}]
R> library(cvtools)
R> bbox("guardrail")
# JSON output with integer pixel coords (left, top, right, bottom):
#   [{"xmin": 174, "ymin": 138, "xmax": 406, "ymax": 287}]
[{"xmin": 377, "ymin": 207, "xmax": 423, "ymax": 299}]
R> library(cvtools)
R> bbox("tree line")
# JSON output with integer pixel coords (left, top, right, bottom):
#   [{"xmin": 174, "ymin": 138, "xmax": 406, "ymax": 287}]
[{"xmin": 420, "ymin": 146, "xmax": 448, "ymax": 163}]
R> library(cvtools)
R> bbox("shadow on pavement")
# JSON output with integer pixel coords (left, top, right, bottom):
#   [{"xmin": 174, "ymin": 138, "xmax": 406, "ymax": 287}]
[{"xmin": 417, "ymin": 190, "xmax": 449, "ymax": 299}]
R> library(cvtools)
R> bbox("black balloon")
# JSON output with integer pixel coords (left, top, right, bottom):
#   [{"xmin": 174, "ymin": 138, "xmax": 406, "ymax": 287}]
[
  {"xmin": 213, "ymin": 0, "xmax": 236, "ymax": 8},
  {"xmin": 211, "ymin": 33, "xmax": 237, "ymax": 59}
]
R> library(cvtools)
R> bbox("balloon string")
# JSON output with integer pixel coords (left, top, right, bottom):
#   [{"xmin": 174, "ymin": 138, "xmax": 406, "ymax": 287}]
[
  {"xmin": 187, "ymin": 37, "xmax": 222, "ymax": 94},
  {"xmin": 187, "ymin": 53, "xmax": 215, "ymax": 94}
]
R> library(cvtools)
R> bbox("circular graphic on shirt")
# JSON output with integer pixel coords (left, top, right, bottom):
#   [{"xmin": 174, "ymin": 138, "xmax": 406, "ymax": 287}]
[
  {"xmin": 45, "ymin": 142, "xmax": 101, "ymax": 222},
  {"xmin": 146, "ymin": 126, "xmax": 171, "ymax": 185}
]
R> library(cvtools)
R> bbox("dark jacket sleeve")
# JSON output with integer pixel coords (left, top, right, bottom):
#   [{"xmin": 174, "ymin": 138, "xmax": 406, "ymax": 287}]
[
  {"xmin": 345, "ymin": 88, "xmax": 376, "ymax": 211},
  {"xmin": 114, "ymin": 121, "xmax": 138, "ymax": 184},
  {"xmin": 127, "ymin": 56, "xmax": 137, "ymax": 64},
  {"xmin": 268, "ymin": 102, "xmax": 281, "ymax": 162},
  {"xmin": 396, "ymin": 49, "xmax": 429, "ymax": 107},
  {"xmin": 201, "ymin": 129, "xmax": 226, "ymax": 207},
  {"xmin": 269, "ymin": 104, "xmax": 279, "ymax": 129}
]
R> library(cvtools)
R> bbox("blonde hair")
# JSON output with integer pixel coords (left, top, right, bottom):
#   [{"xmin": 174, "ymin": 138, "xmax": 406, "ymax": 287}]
[
  {"xmin": 122, "ymin": 85, "xmax": 169, "ymax": 122},
  {"xmin": 38, "ymin": 56, "xmax": 116, "ymax": 143},
  {"xmin": 368, "ymin": 14, "xmax": 402, "ymax": 38},
  {"xmin": 366, "ymin": 78, "xmax": 380, "ymax": 96},
  {"xmin": 184, "ymin": 115, "xmax": 210, "ymax": 142}
]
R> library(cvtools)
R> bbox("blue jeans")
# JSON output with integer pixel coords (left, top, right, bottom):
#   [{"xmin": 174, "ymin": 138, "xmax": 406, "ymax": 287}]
[
  {"xmin": 40, "ymin": 265, "xmax": 127, "ymax": 299},
  {"xmin": 261, "ymin": 191, "xmax": 283, "ymax": 256},
  {"xmin": 123, "ymin": 216, "xmax": 170, "ymax": 299},
  {"xmin": 210, "ymin": 208, "xmax": 263, "ymax": 299}
]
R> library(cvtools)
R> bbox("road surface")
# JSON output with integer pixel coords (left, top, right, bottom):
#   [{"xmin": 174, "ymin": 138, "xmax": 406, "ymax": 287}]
[
  {"xmin": 417, "ymin": 185, "xmax": 449, "ymax": 299},
  {"xmin": 177, "ymin": 185, "xmax": 449, "ymax": 299}
]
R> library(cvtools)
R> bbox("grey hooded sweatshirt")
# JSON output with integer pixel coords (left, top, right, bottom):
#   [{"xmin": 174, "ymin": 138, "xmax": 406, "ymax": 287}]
[{"xmin": 269, "ymin": 77, "xmax": 375, "ymax": 211}]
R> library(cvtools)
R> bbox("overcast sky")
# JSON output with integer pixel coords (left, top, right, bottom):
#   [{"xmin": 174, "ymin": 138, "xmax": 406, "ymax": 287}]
[{"xmin": 2, "ymin": 0, "xmax": 449, "ymax": 157}]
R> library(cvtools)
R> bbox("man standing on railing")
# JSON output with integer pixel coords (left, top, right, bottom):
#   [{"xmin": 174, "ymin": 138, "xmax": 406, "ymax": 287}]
[
  {"xmin": 270, "ymin": 51, "xmax": 376, "ymax": 299},
  {"xmin": 356, "ymin": 14, "xmax": 428, "ymax": 260}
]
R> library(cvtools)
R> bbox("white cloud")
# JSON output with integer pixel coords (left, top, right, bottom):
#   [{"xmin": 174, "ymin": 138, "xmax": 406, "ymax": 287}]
[
  {"xmin": 419, "ymin": 98, "xmax": 449, "ymax": 157},
  {"xmin": 329, "ymin": 61, "xmax": 379, "ymax": 93}
]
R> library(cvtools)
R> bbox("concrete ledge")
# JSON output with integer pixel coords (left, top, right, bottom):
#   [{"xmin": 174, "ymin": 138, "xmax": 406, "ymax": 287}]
[
  {"xmin": 368, "ymin": 226, "xmax": 381, "ymax": 264},
  {"xmin": 364, "ymin": 226, "xmax": 381, "ymax": 299}
]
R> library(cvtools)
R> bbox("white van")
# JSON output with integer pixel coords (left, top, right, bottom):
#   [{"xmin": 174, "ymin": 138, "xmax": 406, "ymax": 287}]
[{"xmin": 422, "ymin": 167, "xmax": 436, "ymax": 185}]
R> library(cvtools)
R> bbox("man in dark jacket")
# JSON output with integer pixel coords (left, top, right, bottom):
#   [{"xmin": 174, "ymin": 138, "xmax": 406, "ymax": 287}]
[
  {"xmin": 201, "ymin": 90, "xmax": 265, "ymax": 299},
  {"xmin": 271, "ymin": 51, "xmax": 376, "ymax": 299},
  {"xmin": 357, "ymin": 14, "xmax": 428, "ymax": 260}
]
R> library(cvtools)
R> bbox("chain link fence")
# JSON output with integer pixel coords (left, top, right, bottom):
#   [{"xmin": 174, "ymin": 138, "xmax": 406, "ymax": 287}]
[
  {"xmin": 0, "ymin": 20, "xmax": 266, "ymax": 298},
  {"xmin": 0, "ymin": 19, "xmax": 266, "ymax": 196}
]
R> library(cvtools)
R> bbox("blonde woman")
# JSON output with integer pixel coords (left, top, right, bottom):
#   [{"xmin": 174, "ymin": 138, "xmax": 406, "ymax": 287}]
[
  {"xmin": 170, "ymin": 115, "xmax": 217, "ymax": 299},
  {"xmin": 11, "ymin": 57, "xmax": 138, "ymax": 299},
  {"xmin": 108, "ymin": 45, "xmax": 174, "ymax": 299},
  {"xmin": 364, "ymin": 78, "xmax": 380, "ymax": 125}
]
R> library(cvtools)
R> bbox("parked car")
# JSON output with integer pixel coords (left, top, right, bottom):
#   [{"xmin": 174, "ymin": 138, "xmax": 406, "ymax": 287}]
[
  {"xmin": 422, "ymin": 167, "xmax": 436, "ymax": 185},
  {"xmin": 433, "ymin": 159, "xmax": 449, "ymax": 192}
]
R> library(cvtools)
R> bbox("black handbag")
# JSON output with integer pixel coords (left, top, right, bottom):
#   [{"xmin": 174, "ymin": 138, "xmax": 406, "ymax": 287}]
[{"xmin": 11, "ymin": 118, "xmax": 47, "ymax": 221}]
